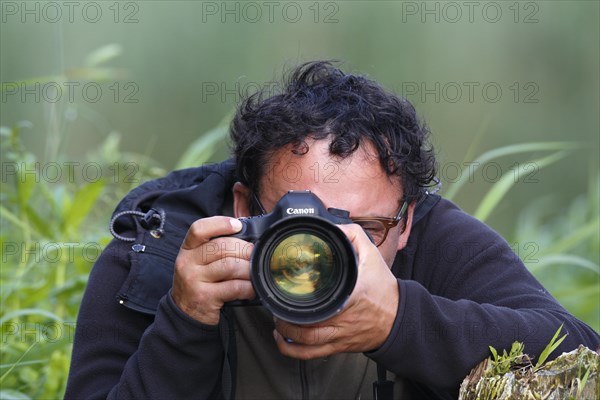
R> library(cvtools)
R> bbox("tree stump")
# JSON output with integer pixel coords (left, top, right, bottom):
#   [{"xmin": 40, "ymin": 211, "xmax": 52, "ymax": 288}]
[{"xmin": 458, "ymin": 345, "xmax": 599, "ymax": 399}]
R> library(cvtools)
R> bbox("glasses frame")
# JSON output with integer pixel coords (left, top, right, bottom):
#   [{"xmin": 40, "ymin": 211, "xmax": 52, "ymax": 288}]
[
  {"xmin": 251, "ymin": 192, "xmax": 408, "ymax": 247},
  {"xmin": 350, "ymin": 200, "xmax": 409, "ymax": 247},
  {"xmin": 252, "ymin": 192, "xmax": 268, "ymax": 215}
]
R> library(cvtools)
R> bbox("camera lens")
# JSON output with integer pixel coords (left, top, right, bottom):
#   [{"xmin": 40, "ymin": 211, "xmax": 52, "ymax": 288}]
[
  {"xmin": 250, "ymin": 216, "xmax": 357, "ymax": 324},
  {"xmin": 269, "ymin": 233, "xmax": 336, "ymax": 300}
]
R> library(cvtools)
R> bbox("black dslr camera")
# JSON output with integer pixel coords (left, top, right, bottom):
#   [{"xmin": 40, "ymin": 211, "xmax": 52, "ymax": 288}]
[{"xmin": 228, "ymin": 190, "xmax": 357, "ymax": 324}]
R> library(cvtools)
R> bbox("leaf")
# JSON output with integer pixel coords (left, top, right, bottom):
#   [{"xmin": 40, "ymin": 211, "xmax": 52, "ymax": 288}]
[
  {"xmin": 175, "ymin": 112, "xmax": 233, "ymax": 170},
  {"xmin": 61, "ymin": 180, "xmax": 106, "ymax": 234},
  {"xmin": 16, "ymin": 161, "xmax": 38, "ymax": 208},
  {"xmin": 529, "ymin": 254, "xmax": 600, "ymax": 275},
  {"xmin": 535, "ymin": 324, "xmax": 567, "ymax": 369},
  {"xmin": 474, "ymin": 151, "xmax": 569, "ymax": 222},
  {"xmin": 84, "ymin": 44, "xmax": 123, "ymax": 67},
  {"xmin": 577, "ymin": 366, "xmax": 591, "ymax": 397},
  {"xmin": 489, "ymin": 345, "xmax": 498, "ymax": 362},
  {"xmin": 0, "ymin": 206, "xmax": 35, "ymax": 236},
  {"xmin": 0, "ymin": 390, "xmax": 31, "ymax": 400},
  {"xmin": 0, "ymin": 342, "xmax": 38, "ymax": 386},
  {"xmin": 444, "ymin": 141, "xmax": 580, "ymax": 201},
  {"xmin": 0, "ymin": 126, "xmax": 12, "ymax": 137},
  {"xmin": 0, "ymin": 308, "xmax": 64, "ymax": 325},
  {"xmin": 540, "ymin": 219, "xmax": 600, "ymax": 256},
  {"xmin": 24, "ymin": 205, "xmax": 55, "ymax": 240}
]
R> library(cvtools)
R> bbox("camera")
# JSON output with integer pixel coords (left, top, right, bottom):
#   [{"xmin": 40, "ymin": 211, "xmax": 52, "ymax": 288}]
[{"xmin": 228, "ymin": 190, "xmax": 358, "ymax": 324}]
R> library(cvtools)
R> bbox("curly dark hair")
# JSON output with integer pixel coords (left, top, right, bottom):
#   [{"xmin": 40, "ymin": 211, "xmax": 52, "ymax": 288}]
[{"xmin": 230, "ymin": 61, "xmax": 437, "ymax": 204}]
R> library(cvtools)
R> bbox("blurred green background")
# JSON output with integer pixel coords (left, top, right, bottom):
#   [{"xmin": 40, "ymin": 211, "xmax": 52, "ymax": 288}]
[{"xmin": 1, "ymin": 1, "xmax": 598, "ymax": 398}]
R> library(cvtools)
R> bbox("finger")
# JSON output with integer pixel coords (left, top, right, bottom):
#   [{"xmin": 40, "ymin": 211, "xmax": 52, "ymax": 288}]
[
  {"xmin": 197, "ymin": 237, "xmax": 254, "ymax": 265},
  {"xmin": 201, "ymin": 258, "xmax": 251, "ymax": 282},
  {"xmin": 214, "ymin": 279, "xmax": 256, "ymax": 303},
  {"xmin": 274, "ymin": 320, "xmax": 339, "ymax": 346},
  {"xmin": 273, "ymin": 330, "xmax": 337, "ymax": 360},
  {"xmin": 337, "ymin": 223, "xmax": 376, "ymax": 258},
  {"xmin": 181, "ymin": 217, "xmax": 243, "ymax": 250}
]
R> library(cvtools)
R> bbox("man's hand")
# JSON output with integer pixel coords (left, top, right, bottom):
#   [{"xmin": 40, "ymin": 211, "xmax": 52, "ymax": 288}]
[
  {"xmin": 272, "ymin": 224, "xmax": 400, "ymax": 359},
  {"xmin": 172, "ymin": 217, "xmax": 255, "ymax": 325}
]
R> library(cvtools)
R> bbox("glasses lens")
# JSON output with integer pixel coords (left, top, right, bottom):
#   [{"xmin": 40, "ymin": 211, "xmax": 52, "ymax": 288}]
[
  {"xmin": 353, "ymin": 220, "xmax": 386, "ymax": 246},
  {"xmin": 269, "ymin": 233, "xmax": 336, "ymax": 299}
]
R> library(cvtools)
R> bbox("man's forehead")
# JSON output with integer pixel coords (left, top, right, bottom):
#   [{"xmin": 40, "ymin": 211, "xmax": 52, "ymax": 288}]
[
  {"xmin": 262, "ymin": 139, "xmax": 391, "ymax": 182},
  {"xmin": 258, "ymin": 139, "xmax": 403, "ymax": 215}
]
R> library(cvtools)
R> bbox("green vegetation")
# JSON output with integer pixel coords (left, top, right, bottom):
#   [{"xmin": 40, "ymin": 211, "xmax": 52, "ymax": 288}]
[
  {"xmin": 445, "ymin": 143, "xmax": 600, "ymax": 332},
  {"xmin": 1, "ymin": 117, "xmax": 598, "ymax": 398},
  {"xmin": 460, "ymin": 326, "xmax": 598, "ymax": 399},
  {"xmin": 0, "ymin": 125, "xmax": 160, "ymax": 398}
]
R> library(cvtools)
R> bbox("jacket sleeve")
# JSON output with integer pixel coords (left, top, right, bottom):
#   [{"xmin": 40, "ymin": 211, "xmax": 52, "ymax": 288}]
[
  {"xmin": 367, "ymin": 203, "xmax": 600, "ymax": 395},
  {"xmin": 64, "ymin": 238, "xmax": 226, "ymax": 399}
]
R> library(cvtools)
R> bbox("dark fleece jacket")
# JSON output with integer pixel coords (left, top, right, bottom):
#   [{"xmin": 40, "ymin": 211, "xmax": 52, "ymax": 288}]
[{"xmin": 65, "ymin": 160, "xmax": 600, "ymax": 399}]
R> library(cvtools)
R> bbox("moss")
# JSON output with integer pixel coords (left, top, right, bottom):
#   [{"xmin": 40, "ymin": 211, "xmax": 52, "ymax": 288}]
[{"xmin": 459, "ymin": 345, "xmax": 599, "ymax": 400}]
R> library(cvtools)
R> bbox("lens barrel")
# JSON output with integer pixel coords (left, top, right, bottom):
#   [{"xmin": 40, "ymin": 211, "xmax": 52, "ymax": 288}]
[{"xmin": 250, "ymin": 216, "xmax": 357, "ymax": 324}]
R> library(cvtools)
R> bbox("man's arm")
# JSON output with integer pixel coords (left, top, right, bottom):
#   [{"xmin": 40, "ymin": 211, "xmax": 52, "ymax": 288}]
[
  {"xmin": 272, "ymin": 201, "xmax": 600, "ymax": 396},
  {"xmin": 64, "ymin": 237, "xmax": 226, "ymax": 399},
  {"xmin": 369, "ymin": 203, "xmax": 600, "ymax": 392},
  {"xmin": 369, "ymin": 253, "xmax": 599, "ymax": 388}
]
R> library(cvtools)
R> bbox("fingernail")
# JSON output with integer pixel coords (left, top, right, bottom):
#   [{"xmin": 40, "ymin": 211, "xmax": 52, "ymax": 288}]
[{"xmin": 230, "ymin": 218, "xmax": 243, "ymax": 231}]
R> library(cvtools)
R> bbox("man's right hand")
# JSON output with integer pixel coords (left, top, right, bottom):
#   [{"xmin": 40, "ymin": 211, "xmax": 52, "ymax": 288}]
[{"xmin": 172, "ymin": 217, "xmax": 255, "ymax": 325}]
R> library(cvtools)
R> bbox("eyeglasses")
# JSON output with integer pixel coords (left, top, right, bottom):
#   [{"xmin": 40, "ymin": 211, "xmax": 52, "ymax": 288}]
[
  {"xmin": 350, "ymin": 201, "xmax": 408, "ymax": 247},
  {"xmin": 252, "ymin": 193, "xmax": 408, "ymax": 247}
]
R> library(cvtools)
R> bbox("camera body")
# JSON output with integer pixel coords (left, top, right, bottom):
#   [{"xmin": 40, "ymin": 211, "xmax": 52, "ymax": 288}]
[
  {"xmin": 232, "ymin": 190, "xmax": 355, "ymax": 241},
  {"xmin": 228, "ymin": 190, "xmax": 358, "ymax": 324}
]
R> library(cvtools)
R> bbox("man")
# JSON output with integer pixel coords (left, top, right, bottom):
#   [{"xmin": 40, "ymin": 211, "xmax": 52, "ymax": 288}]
[{"xmin": 65, "ymin": 61, "xmax": 599, "ymax": 399}]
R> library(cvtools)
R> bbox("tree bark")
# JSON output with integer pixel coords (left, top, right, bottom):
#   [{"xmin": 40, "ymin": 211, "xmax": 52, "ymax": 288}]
[{"xmin": 458, "ymin": 345, "xmax": 599, "ymax": 400}]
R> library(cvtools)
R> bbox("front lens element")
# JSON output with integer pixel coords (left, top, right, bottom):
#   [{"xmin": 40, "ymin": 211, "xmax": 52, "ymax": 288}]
[{"xmin": 269, "ymin": 233, "xmax": 335, "ymax": 300}]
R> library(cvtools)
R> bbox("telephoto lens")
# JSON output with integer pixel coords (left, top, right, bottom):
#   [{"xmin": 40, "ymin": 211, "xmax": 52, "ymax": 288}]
[{"xmin": 229, "ymin": 191, "xmax": 358, "ymax": 324}]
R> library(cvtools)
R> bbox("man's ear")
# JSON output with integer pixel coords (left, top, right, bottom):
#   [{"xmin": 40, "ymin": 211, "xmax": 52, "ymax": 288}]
[
  {"xmin": 233, "ymin": 182, "xmax": 252, "ymax": 218},
  {"xmin": 397, "ymin": 202, "xmax": 416, "ymax": 251}
]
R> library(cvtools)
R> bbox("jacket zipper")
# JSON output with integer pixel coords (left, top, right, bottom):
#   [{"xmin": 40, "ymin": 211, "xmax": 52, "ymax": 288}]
[
  {"xmin": 131, "ymin": 243, "xmax": 177, "ymax": 260},
  {"xmin": 300, "ymin": 360, "xmax": 309, "ymax": 400},
  {"xmin": 117, "ymin": 243, "xmax": 177, "ymax": 314}
]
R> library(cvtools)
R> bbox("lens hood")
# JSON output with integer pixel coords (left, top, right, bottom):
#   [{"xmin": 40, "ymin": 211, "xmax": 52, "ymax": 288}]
[{"xmin": 250, "ymin": 215, "xmax": 357, "ymax": 324}]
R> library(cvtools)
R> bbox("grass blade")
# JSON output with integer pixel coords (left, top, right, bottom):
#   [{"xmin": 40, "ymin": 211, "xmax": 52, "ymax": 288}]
[
  {"xmin": 539, "ymin": 219, "xmax": 599, "ymax": 256},
  {"xmin": 0, "ymin": 309, "xmax": 64, "ymax": 325},
  {"xmin": 0, "ymin": 342, "xmax": 38, "ymax": 385},
  {"xmin": 445, "ymin": 141, "xmax": 580, "ymax": 200},
  {"xmin": 474, "ymin": 151, "xmax": 569, "ymax": 222},
  {"xmin": 175, "ymin": 112, "xmax": 233, "ymax": 170},
  {"xmin": 535, "ymin": 324, "xmax": 567, "ymax": 369},
  {"xmin": 61, "ymin": 180, "xmax": 106, "ymax": 234},
  {"xmin": 528, "ymin": 254, "xmax": 600, "ymax": 275}
]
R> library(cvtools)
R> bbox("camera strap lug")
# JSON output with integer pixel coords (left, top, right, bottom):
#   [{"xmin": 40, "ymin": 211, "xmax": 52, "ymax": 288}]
[
  {"xmin": 132, "ymin": 244, "xmax": 146, "ymax": 253},
  {"xmin": 373, "ymin": 363, "xmax": 393, "ymax": 400}
]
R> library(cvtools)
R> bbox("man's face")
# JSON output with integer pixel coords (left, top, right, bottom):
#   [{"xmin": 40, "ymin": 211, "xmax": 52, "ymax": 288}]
[{"xmin": 234, "ymin": 138, "xmax": 413, "ymax": 267}]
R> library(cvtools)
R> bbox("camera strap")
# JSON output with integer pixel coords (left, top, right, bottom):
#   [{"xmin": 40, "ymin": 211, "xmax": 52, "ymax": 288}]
[{"xmin": 373, "ymin": 363, "xmax": 394, "ymax": 400}]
